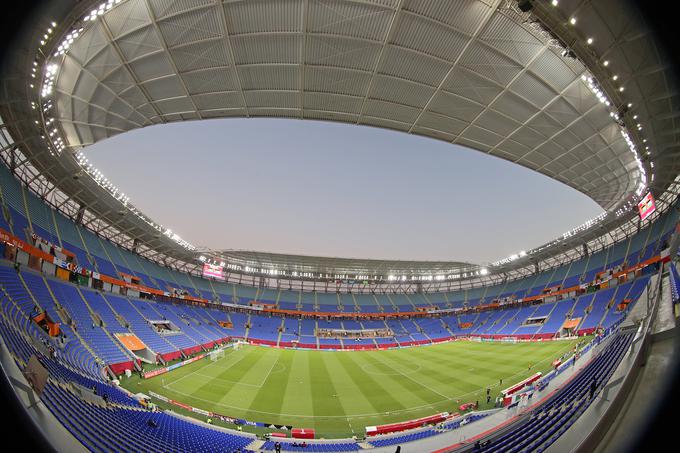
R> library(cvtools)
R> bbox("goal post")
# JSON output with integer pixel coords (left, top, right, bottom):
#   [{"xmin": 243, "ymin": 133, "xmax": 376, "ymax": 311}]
[{"xmin": 209, "ymin": 349, "xmax": 225, "ymax": 361}]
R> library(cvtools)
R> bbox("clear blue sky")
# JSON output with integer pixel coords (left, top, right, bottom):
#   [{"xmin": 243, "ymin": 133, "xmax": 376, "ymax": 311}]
[{"xmin": 85, "ymin": 118, "xmax": 603, "ymax": 264}]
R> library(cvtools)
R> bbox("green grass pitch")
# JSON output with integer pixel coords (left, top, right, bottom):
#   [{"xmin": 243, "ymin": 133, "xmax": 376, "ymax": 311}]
[{"xmin": 124, "ymin": 339, "xmax": 584, "ymax": 438}]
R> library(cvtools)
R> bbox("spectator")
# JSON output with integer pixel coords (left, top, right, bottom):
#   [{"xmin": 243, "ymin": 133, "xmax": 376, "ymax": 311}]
[
  {"xmin": 590, "ymin": 378, "xmax": 597, "ymax": 399},
  {"xmin": 274, "ymin": 441, "xmax": 281, "ymax": 453}
]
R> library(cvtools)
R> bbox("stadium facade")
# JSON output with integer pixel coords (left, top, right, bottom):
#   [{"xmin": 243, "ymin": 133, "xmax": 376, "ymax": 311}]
[{"xmin": 0, "ymin": 1, "xmax": 679, "ymax": 452}]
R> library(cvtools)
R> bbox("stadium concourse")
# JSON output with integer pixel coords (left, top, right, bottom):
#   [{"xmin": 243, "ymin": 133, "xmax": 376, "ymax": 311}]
[{"xmin": 1, "ymin": 0, "xmax": 680, "ymax": 452}]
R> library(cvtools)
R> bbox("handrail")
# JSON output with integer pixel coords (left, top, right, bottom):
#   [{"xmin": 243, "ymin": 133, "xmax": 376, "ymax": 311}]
[{"xmin": 572, "ymin": 262, "xmax": 665, "ymax": 452}]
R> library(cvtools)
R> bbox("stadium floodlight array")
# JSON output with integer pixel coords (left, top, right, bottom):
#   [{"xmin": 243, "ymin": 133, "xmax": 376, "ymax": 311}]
[
  {"xmin": 82, "ymin": 0, "xmax": 124, "ymax": 23},
  {"xmin": 30, "ymin": 0, "xmax": 196, "ymax": 253},
  {"xmin": 491, "ymin": 250, "xmax": 528, "ymax": 267},
  {"xmin": 581, "ymin": 74, "xmax": 648, "ymax": 200},
  {"xmin": 518, "ymin": 1, "xmax": 653, "ymax": 212},
  {"xmin": 195, "ymin": 250, "xmax": 492, "ymax": 285}
]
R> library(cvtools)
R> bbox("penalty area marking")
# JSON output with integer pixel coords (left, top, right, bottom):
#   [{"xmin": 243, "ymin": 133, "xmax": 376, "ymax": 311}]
[
  {"xmin": 171, "ymin": 372, "xmax": 264, "ymax": 389},
  {"xmin": 164, "ymin": 349, "xmax": 247, "ymax": 388},
  {"xmin": 166, "ymin": 351, "xmax": 285, "ymax": 390}
]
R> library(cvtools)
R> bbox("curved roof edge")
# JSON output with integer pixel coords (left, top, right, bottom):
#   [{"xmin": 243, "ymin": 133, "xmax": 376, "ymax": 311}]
[{"xmin": 1, "ymin": 0, "xmax": 678, "ymax": 292}]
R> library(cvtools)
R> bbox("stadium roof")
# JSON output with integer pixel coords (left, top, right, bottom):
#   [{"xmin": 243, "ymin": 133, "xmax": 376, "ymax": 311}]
[
  {"xmin": 1, "ymin": 0, "xmax": 679, "ymax": 287},
  {"xmin": 205, "ymin": 249, "xmax": 483, "ymax": 281}
]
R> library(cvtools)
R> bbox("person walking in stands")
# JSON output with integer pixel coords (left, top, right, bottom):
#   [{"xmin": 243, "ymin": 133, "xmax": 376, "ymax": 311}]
[
  {"xmin": 589, "ymin": 378, "xmax": 597, "ymax": 399},
  {"xmin": 274, "ymin": 441, "xmax": 281, "ymax": 453}
]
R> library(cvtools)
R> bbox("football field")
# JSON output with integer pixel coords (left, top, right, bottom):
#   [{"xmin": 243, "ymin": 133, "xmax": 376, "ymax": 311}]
[{"xmin": 127, "ymin": 339, "xmax": 583, "ymax": 438}]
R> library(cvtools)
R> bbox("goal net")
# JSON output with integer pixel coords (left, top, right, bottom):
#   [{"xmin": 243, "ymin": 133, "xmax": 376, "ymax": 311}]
[{"xmin": 209, "ymin": 349, "xmax": 225, "ymax": 361}]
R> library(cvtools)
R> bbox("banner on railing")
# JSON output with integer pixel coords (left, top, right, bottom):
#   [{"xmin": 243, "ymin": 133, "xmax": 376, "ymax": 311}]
[
  {"xmin": 143, "ymin": 353, "xmax": 207, "ymax": 378},
  {"xmin": 143, "ymin": 367, "xmax": 168, "ymax": 379},
  {"xmin": 148, "ymin": 391, "xmax": 168, "ymax": 402}
]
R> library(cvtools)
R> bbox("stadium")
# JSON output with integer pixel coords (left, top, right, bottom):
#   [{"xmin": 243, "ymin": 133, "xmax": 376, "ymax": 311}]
[{"xmin": 0, "ymin": 0, "xmax": 679, "ymax": 452}]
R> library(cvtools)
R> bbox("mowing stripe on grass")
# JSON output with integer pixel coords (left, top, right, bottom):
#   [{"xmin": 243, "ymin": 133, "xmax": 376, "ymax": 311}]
[
  {"xmin": 368, "ymin": 350, "xmax": 452, "ymax": 400},
  {"xmin": 281, "ymin": 350, "xmax": 315, "ymax": 423},
  {"xmin": 307, "ymin": 352, "xmax": 346, "ymax": 418},
  {"xmin": 244, "ymin": 350, "xmax": 287, "ymax": 422},
  {"xmin": 336, "ymin": 352, "xmax": 414, "ymax": 412},
  {"xmin": 217, "ymin": 349, "xmax": 280, "ymax": 407},
  {"xmin": 126, "ymin": 338, "xmax": 587, "ymax": 438},
  {"xmin": 322, "ymin": 353, "xmax": 378, "ymax": 417}
]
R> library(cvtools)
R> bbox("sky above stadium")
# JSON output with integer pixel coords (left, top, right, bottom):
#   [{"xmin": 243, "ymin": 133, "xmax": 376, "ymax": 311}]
[{"xmin": 85, "ymin": 118, "xmax": 603, "ymax": 263}]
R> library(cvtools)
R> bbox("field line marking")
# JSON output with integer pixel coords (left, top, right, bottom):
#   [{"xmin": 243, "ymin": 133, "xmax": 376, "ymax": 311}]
[
  {"xmin": 165, "ymin": 357, "xmax": 220, "ymax": 388},
  {"xmin": 159, "ymin": 386, "xmax": 449, "ymax": 419},
  {"xmin": 166, "ymin": 348, "xmax": 247, "ymax": 388},
  {"xmin": 254, "ymin": 351, "xmax": 281, "ymax": 387},
  {"xmin": 192, "ymin": 372, "xmax": 263, "ymax": 388},
  {"xmin": 369, "ymin": 352, "xmax": 452, "ymax": 400},
  {"xmin": 153, "ymin": 339, "xmax": 584, "ymax": 421}
]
